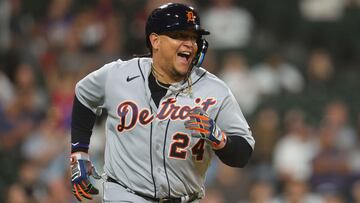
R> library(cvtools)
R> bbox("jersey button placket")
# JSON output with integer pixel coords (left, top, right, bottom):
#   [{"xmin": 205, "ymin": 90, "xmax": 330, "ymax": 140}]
[{"xmin": 152, "ymin": 120, "xmax": 166, "ymax": 196}]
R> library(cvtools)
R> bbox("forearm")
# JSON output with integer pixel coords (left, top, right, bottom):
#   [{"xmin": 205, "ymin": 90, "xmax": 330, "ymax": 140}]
[
  {"xmin": 71, "ymin": 95, "xmax": 96, "ymax": 153},
  {"xmin": 215, "ymin": 136, "xmax": 253, "ymax": 168}
]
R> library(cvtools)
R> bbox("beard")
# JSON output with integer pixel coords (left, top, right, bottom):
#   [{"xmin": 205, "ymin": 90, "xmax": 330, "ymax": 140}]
[{"xmin": 170, "ymin": 63, "xmax": 193, "ymax": 82}]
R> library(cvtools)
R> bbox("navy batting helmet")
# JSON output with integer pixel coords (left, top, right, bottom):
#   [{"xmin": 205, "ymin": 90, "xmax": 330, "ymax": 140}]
[{"xmin": 145, "ymin": 3, "xmax": 210, "ymax": 67}]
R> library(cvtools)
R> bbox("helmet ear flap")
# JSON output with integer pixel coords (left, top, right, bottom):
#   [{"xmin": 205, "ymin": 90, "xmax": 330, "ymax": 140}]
[{"xmin": 192, "ymin": 39, "xmax": 208, "ymax": 68}]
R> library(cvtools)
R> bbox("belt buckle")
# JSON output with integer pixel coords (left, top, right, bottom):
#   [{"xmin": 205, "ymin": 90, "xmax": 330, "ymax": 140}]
[{"xmin": 159, "ymin": 198, "xmax": 171, "ymax": 203}]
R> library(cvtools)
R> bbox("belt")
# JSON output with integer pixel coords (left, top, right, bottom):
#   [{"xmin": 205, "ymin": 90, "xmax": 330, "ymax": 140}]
[{"xmin": 107, "ymin": 176, "xmax": 199, "ymax": 203}]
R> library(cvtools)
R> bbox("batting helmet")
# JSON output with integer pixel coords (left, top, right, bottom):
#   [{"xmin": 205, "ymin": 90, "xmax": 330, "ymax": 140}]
[{"xmin": 145, "ymin": 3, "xmax": 210, "ymax": 67}]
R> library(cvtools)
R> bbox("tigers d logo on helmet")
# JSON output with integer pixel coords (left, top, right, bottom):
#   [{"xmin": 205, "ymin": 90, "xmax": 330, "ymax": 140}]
[{"xmin": 186, "ymin": 11, "xmax": 196, "ymax": 23}]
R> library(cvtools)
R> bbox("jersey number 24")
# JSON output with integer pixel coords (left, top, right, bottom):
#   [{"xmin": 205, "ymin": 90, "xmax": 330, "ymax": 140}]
[{"xmin": 169, "ymin": 132, "xmax": 205, "ymax": 161}]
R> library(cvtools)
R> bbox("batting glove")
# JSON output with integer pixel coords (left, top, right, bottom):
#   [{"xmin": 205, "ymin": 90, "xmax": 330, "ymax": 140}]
[
  {"xmin": 185, "ymin": 108, "xmax": 227, "ymax": 149},
  {"xmin": 70, "ymin": 152, "xmax": 101, "ymax": 202}
]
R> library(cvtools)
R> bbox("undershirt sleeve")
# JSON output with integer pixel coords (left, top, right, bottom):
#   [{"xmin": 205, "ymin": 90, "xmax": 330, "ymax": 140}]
[
  {"xmin": 71, "ymin": 95, "xmax": 96, "ymax": 153},
  {"xmin": 215, "ymin": 136, "xmax": 253, "ymax": 168}
]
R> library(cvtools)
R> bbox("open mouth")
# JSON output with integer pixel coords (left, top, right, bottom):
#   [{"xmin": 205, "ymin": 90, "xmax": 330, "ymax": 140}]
[{"xmin": 177, "ymin": 51, "xmax": 191, "ymax": 62}]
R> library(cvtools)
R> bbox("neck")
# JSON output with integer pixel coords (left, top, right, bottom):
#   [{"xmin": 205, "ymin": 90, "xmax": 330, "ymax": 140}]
[{"xmin": 151, "ymin": 63, "xmax": 184, "ymax": 84}]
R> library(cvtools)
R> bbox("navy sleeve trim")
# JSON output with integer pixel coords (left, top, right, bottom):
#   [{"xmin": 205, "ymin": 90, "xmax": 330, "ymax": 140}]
[
  {"xmin": 215, "ymin": 136, "xmax": 253, "ymax": 168},
  {"xmin": 71, "ymin": 95, "xmax": 96, "ymax": 153}
]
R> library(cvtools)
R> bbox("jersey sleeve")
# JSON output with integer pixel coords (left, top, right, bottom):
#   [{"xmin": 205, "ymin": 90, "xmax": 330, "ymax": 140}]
[
  {"xmin": 75, "ymin": 61, "xmax": 116, "ymax": 114},
  {"xmin": 216, "ymin": 89, "xmax": 255, "ymax": 150}
]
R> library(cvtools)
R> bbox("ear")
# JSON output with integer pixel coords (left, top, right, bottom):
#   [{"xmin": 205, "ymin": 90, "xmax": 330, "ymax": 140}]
[{"xmin": 149, "ymin": 33, "xmax": 160, "ymax": 50}]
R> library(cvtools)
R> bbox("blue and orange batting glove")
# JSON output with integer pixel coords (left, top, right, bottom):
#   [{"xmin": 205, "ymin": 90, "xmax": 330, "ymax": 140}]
[
  {"xmin": 185, "ymin": 108, "xmax": 227, "ymax": 149},
  {"xmin": 70, "ymin": 152, "xmax": 101, "ymax": 201}
]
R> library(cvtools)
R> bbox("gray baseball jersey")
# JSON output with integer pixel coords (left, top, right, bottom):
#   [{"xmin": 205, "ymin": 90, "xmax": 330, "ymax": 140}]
[{"xmin": 75, "ymin": 57, "xmax": 255, "ymax": 199}]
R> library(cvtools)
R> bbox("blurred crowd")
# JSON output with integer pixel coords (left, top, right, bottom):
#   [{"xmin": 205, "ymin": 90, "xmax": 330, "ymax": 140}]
[{"xmin": 0, "ymin": 0, "xmax": 360, "ymax": 202}]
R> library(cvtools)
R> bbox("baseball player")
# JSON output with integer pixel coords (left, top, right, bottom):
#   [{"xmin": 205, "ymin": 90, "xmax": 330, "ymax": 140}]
[{"xmin": 70, "ymin": 3, "xmax": 255, "ymax": 203}]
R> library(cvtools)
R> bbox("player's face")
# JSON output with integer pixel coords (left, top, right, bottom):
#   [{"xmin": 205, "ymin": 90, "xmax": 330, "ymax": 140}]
[{"xmin": 155, "ymin": 30, "xmax": 199, "ymax": 81}]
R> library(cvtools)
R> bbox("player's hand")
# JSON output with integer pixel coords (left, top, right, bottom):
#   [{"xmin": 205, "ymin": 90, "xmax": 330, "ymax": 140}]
[
  {"xmin": 185, "ymin": 108, "xmax": 227, "ymax": 149},
  {"xmin": 70, "ymin": 152, "xmax": 101, "ymax": 202}
]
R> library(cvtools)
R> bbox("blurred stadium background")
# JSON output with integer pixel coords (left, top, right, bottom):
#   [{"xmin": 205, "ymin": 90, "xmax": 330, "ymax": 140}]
[{"xmin": 1, "ymin": 0, "xmax": 360, "ymax": 202}]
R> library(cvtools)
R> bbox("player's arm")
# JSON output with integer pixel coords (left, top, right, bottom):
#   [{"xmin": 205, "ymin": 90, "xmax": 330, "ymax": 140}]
[
  {"xmin": 71, "ymin": 60, "xmax": 116, "ymax": 150},
  {"xmin": 213, "ymin": 92, "xmax": 255, "ymax": 167},
  {"xmin": 185, "ymin": 108, "xmax": 253, "ymax": 168},
  {"xmin": 71, "ymin": 95, "xmax": 96, "ymax": 153},
  {"xmin": 214, "ymin": 135, "xmax": 253, "ymax": 167},
  {"xmin": 70, "ymin": 62, "xmax": 115, "ymax": 201},
  {"xmin": 185, "ymin": 92, "xmax": 254, "ymax": 168},
  {"xmin": 71, "ymin": 96, "xmax": 101, "ymax": 201}
]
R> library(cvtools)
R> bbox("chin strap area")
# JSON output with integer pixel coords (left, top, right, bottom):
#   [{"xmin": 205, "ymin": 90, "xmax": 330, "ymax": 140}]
[{"xmin": 192, "ymin": 39, "xmax": 208, "ymax": 68}]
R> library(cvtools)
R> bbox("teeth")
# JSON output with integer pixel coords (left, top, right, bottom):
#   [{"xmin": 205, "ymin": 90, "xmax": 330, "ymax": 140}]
[
  {"xmin": 180, "ymin": 51, "xmax": 191, "ymax": 56},
  {"xmin": 178, "ymin": 51, "xmax": 192, "ymax": 61}
]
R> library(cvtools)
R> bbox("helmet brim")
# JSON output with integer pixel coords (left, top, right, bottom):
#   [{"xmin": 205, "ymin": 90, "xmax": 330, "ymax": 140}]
[{"xmin": 198, "ymin": 29, "xmax": 210, "ymax": 35}]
